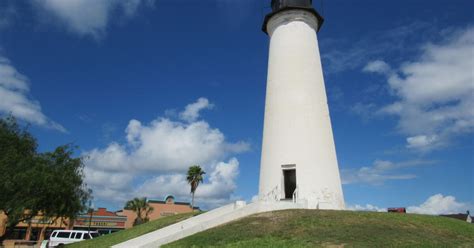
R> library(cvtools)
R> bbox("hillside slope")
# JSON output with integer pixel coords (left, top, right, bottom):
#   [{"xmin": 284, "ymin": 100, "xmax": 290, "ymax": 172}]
[
  {"xmin": 66, "ymin": 212, "xmax": 198, "ymax": 248},
  {"xmin": 165, "ymin": 209, "xmax": 474, "ymax": 247}
]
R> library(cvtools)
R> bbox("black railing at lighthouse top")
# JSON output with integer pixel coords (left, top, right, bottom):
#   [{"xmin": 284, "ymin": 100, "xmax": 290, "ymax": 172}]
[
  {"xmin": 271, "ymin": 0, "xmax": 313, "ymax": 11},
  {"xmin": 262, "ymin": 0, "xmax": 324, "ymax": 34}
]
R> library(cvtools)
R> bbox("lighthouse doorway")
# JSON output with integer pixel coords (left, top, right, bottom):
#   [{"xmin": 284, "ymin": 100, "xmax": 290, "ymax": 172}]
[{"xmin": 283, "ymin": 169, "xmax": 296, "ymax": 199}]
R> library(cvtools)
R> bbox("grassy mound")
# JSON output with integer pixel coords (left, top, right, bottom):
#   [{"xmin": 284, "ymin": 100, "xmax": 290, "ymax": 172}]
[
  {"xmin": 67, "ymin": 212, "xmax": 198, "ymax": 248},
  {"xmin": 164, "ymin": 209, "xmax": 474, "ymax": 247}
]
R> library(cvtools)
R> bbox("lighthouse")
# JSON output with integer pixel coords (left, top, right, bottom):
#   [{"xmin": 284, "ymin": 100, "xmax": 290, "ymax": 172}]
[{"xmin": 259, "ymin": 0, "xmax": 345, "ymax": 210}]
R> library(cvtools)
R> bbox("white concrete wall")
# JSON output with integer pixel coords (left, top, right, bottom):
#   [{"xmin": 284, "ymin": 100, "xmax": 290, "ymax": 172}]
[
  {"xmin": 112, "ymin": 201, "xmax": 306, "ymax": 248},
  {"xmin": 259, "ymin": 10, "xmax": 345, "ymax": 210}
]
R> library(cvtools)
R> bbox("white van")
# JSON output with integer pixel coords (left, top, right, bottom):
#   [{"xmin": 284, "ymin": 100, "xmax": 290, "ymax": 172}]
[{"xmin": 48, "ymin": 230, "xmax": 99, "ymax": 247}]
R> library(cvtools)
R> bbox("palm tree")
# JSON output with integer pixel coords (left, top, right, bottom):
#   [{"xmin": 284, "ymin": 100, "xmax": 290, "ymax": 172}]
[
  {"xmin": 186, "ymin": 165, "xmax": 206, "ymax": 210},
  {"xmin": 124, "ymin": 197, "xmax": 154, "ymax": 226}
]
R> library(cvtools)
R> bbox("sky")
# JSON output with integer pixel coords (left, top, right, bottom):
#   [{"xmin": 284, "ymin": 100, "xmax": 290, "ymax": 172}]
[{"xmin": 0, "ymin": 0, "xmax": 472, "ymax": 215}]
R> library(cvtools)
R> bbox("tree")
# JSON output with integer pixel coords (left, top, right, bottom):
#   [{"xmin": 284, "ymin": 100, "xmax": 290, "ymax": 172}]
[
  {"xmin": 124, "ymin": 197, "xmax": 154, "ymax": 226},
  {"xmin": 186, "ymin": 165, "xmax": 205, "ymax": 210},
  {"xmin": 38, "ymin": 145, "xmax": 92, "ymax": 224},
  {"xmin": 0, "ymin": 116, "xmax": 39, "ymax": 238},
  {"xmin": 0, "ymin": 116, "xmax": 91, "ymax": 239}
]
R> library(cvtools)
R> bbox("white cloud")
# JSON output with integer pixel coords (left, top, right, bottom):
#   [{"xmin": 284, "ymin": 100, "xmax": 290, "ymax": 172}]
[
  {"xmin": 198, "ymin": 158, "xmax": 239, "ymax": 199},
  {"xmin": 348, "ymin": 194, "xmax": 471, "ymax": 215},
  {"xmin": 0, "ymin": 56, "xmax": 66, "ymax": 132},
  {"xmin": 83, "ymin": 165, "xmax": 134, "ymax": 203},
  {"xmin": 85, "ymin": 116, "xmax": 251, "ymax": 190},
  {"xmin": 363, "ymin": 60, "xmax": 392, "ymax": 74},
  {"xmin": 364, "ymin": 27, "xmax": 474, "ymax": 151},
  {"xmin": 322, "ymin": 21, "xmax": 435, "ymax": 73},
  {"xmin": 341, "ymin": 160, "xmax": 434, "ymax": 185},
  {"xmin": 179, "ymin": 97, "xmax": 214, "ymax": 122},
  {"xmin": 85, "ymin": 143, "xmax": 130, "ymax": 172},
  {"xmin": 32, "ymin": 0, "xmax": 155, "ymax": 38},
  {"xmin": 406, "ymin": 135, "xmax": 439, "ymax": 149},
  {"xmin": 407, "ymin": 194, "xmax": 470, "ymax": 215},
  {"xmin": 83, "ymin": 98, "xmax": 250, "ymax": 208},
  {"xmin": 137, "ymin": 158, "xmax": 240, "ymax": 209}
]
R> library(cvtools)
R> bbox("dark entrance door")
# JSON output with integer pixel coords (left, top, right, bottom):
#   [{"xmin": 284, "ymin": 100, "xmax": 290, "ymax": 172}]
[{"xmin": 283, "ymin": 169, "xmax": 296, "ymax": 199}]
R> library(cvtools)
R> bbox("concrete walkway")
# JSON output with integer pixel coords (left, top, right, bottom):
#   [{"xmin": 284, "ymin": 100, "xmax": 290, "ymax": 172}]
[{"xmin": 112, "ymin": 200, "xmax": 307, "ymax": 248}]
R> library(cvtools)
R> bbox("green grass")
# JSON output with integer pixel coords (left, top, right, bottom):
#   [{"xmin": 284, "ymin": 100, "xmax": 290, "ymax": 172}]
[
  {"xmin": 164, "ymin": 210, "xmax": 474, "ymax": 248},
  {"xmin": 66, "ymin": 212, "xmax": 198, "ymax": 248}
]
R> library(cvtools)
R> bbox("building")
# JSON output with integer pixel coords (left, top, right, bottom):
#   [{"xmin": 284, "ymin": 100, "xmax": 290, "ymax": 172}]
[
  {"xmin": 0, "ymin": 211, "xmax": 72, "ymax": 246},
  {"xmin": 74, "ymin": 208, "xmax": 127, "ymax": 235},
  {"xmin": 0, "ymin": 195, "xmax": 195, "ymax": 236},
  {"xmin": 258, "ymin": 0, "xmax": 345, "ymax": 209},
  {"xmin": 117, "ymin": 195, "xmax": 196, "ymax": 229},
  {"xmin": 0, "ymin": 208, "xmax": 126, "ymax": 245},
  {"xmin": 0, "ymin": 195, "xmax": 195, "ymax": 247}
]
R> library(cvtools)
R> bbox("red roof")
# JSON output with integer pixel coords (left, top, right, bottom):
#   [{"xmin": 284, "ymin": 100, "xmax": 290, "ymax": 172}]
[{"xmin": 94, "ymin": 208, "xmax": 119, "ymax": 217}]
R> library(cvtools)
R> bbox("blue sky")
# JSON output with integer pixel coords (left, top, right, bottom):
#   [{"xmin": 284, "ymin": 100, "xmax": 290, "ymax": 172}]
[{"xmin": 0, "ymin": 0, "xmax": 472, "ymax": 214}]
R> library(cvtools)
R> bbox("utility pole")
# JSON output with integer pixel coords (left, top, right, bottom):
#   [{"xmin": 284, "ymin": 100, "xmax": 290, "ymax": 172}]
[{"xmin": 88, "ymin": 201, "xmax": 93, "ymax": 234}]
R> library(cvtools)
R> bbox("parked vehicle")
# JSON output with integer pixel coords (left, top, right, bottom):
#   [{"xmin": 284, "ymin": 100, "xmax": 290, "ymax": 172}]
[
  {"xmin": 48, "ymin": 230, "xmax": 99, "ymax": 247},
  {"xmin": 388, "ymin": 207, "xmax": 407, "ymax": 213}
]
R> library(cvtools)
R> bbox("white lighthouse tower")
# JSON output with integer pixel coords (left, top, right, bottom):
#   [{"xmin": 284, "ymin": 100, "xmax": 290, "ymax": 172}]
[
  {"xmin": 111, "ymin": 2, "xmax": 346, "ymax": 247},
  {"xmin": 259, "ymin": 0, "xmax": 345, "ymax": 210}
]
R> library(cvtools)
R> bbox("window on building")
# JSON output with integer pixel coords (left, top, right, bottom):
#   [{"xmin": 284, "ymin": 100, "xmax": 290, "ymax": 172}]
[{"xmin": 6, "ymin": 228, "xmax": 27, "ymax": 240}]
